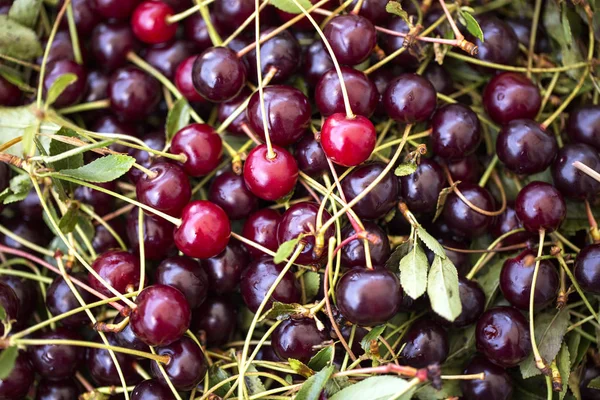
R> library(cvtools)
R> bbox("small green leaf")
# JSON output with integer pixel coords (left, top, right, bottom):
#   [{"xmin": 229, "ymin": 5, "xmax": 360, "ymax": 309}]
[
  {"xmin": 302, "ymin": 271, "xmax": 321, "ymax": 301},
  {"xmin": 45, "ymin": 73, "xmax": 77, "ymax": 107},
  {"xmin": 416, "ymin": 228, "xmax": 446, "ymax": 259},
  {"xmin": 0, "ymin": 16, "xmax": 42, "ymax": 59},
  {"xmin": 427, "ymin": 256, "xmax": 462, "ymax": 322},
  {"xmin": 557, "ymin": 343, "xmax": 570, "ymax": 400},
  {"xmin": 394, "ymin": 163, "xmax": 417, "ymax": 177},
  {"xmin": 274, "ymin": 237, "xmax": 300, "ymax": 264},
  {"xmin": 58, "ymin": 203, "xmax": 80, "ymax": 234},
  {"xmin": 399, "ymin": 242, "xmax": 428, "ymax": 299},
  {"xmin": 307, "ymin": 345, "xmax": 333, "ymax": 371},
  {"xmin": 269, "ymin": 0, "xmax": 312, "ymax": 14},
  {"xmin": 208, "ymin": 366, "xmax": 232, "ymax": 397},
  {"xmin": 0, "ymin": 346, "xmax": 18, "ymax": 379},
  {"xmin": 330, "ymin": 376, "xmax": 416, "ymax": 400},
  {"xmin": 49, "ymin": 127, "xmax": 84, "ymax": 172},
  {"xmin": 459, "ymin": 10, "xmax": 484, "ymax": 42},
  {"xmin": 295, "ymin": 366, "xmax": 334, "ymax": 400},
  {"xmin": 0, "ymin": 305, "xmax": 6, "ymax": 321},
  {"xmin": 58, "ymin": 154, "xmax": 136, "ymax": 183},
  {"xmin": 259, "ymin": 302, "xmax": 308, "ymax": 322},
  {"xmin": 8, "ymin": 0, "xmax": 42, "ymax": 28},
  {"xmin": 288, "ymin": 358, "xmax": 314, "ymax": 378},
  {"xmin": 433, "ymin": 182, "xmax": 459, "ymax": 222},
  {"xmin": 325, "ymin": 374, "xmax": 352, "ymax": 396},
  {"xmin": 3, "ymin": 173, "xmax": 31, "ymax": 204},
  {"xmin": 245, "ymin": 364, "xmax": 266, "ymax": 395},
  {"xmin": 165, "ymin": 97, "xmax": 191, "ymax": 142},
  {"xmin": 360, "ymin": 325, "xmax": 386, "ymax": 353},
  {"xmin": 385, "ymin": 1, "xmax": 409, "ymax": 24}
]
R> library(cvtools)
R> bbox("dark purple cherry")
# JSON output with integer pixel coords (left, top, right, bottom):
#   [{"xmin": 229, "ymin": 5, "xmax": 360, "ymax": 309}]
[
  {"xmin": 38, "ymin": 31, "xmax": 78, "ymax": 65},
  {"xmin": 151, "ymin": 337, "xmax": 206, "ymax": 391},
  {"xmin": 340, "ymin": 221, "xmax": 390, "ymax": 269},
  {"xmin": 35, "ymin": 378, "xmax": 80, "ymax": 400},
  {"xmin": 442, "ymin": 183, "xmax": 495, "ymax": 238},
  {"xmin": 552, "ymin": 143, "xmax": 600, "ymax": 199},
  {"xmin": 0, "ymin": 351, "xmax": 33, "ymax": 399},
  {"xmin": 74, "ymin": 181, "xmax": 116, "ymax": 217},
  {"xmin": 242, "ymin": 208, "xmax": 281, "ymax": 259},
  {"xmin": 472, "ymin": 16, "xmax": 519, "ymax": 69},
  {"xmin": 87, "ymin": 336, "xmax": 138, "ymax": 386},
  {"xmin": 131, "ymin": 1, "xmax": 177, "ymax": 44},
  {"xmin": 144, "ymin": 40, "xmax": 195, "ymax": 79},
  {"xmin": 580, "ymin": 362, "xmax": 600, "ymax": 400},
  {"xmin": 43, "ymin": 60, "xmax": 87, "ymax": 107},
  {"xmin": 515, "ymin": 181, "xmax": 566, "ymax": 233},
  {"xmin": 294, "ymin": 132, "xmax": 327, "ymax": 177},
  {"xmin": 136, "ymin": 162, "xmax": 191, "ymax": 217},
  {"xmin": 175, "ymin": 56, "xmax": 205, "ymax": 103},
  {"xmin": 272, "ymin": 318, "xmax": 328, "ymax": 363},
  {"xmin": 59, "ymin": 0, "xmax": 99, "ymax": 36},
  {"xmin": 399, "ymin": 158, "xmax": 446, "ymax": 214},
  {"xmin": 212, "ymin": 0, "xmax": 254, "ymax": 32},
  {"xmin": 85, "ymin": 70, "xmax": 109, "ymax": 106},
  {"xmin": 184, "ymin": 14, "xmax": 212, "ymax": 51},
  {"xmin": 126, "ymin": 208, "xmax": 176, "ymax": 260},
  {"xmin": 46, "ymin": 275, "xmax": 94, "ymax": 327},
  {"xmin": 567, "ymin": 105, "xmax": 600, "ymax": 151},
  {"xmin": 91, "ymin": 23, "xmax": 139, "ymax": 71},
  {"xmin": 89, "ymin": 250, "xmax": 141, "ymax": 297},
  {"xmin": 92, "ymin": 114, "xmax": 137, "ymax": 138},
  {"xmin": 113, "ymin": 313, "xmax": 149, "ymax": 352},
  {"xmin": 383, "ymin": 73, "xmax": 437, "ymax": 123},
  {"xmin": 349, "ymin": 0, "xmax": 387, "ymax": 23},
  {"xmin": 370, "ymin": 68, "xmax": 395, "ymax": 116},
  {"xmin": 246, "ymin": 29, "xmax": 301, "ymax": 84},
  {"xmin": 380, "ymin": 17, "xmax": 419, "ymax": 68},
  {"xmin": 574, "ymin": 243, "xmax": 600, "ymax": 294},
  {"xmin": 155, "ymin": 256, "xmax": 208, "ymax": 309},
  {"xmin": 443, "ymin": 278, "xmax": 485, "ymax": 327},
  {"xmin": 341, "ymin": 161, "xmax": 399, "ymax": 220},
  {"xmin": 201, "ymin": 240, "xmax": 249, "ymax": 294},
  {"xmin": 399, "ymin": 319, "xmax": 448, "ymax": 368},
  {"xmin": 461, "ymin": 355, "xmax": 513, "ymax": 400},
  {"xmin": 132, "ymin": 379, "xmax": 175, "ymax": 400},
  {"xmin": 431, "ymin": 104, "xmax": 481, "ymax": 159},
  {"xmin": 192, "ymin": 46, "xmax": 246, "ymax": 103},
  {"xmin": 243, "ymin": 144, "xmax": 299, "ymax": 201},
  {"xmin": 320, "ymin": 113, "xmax": 377, "ymax": 167},
  {"xmin": 128, "ymin": 132, "xmax": 166, "ymax": 183},
  {"xmin": 475, "ymin": 306, "xmax": 531, "ymax": 367},
  {"xmin": 0, "ymin": 281, "xmax": 18, "ymax": 335},
  {"xmin": 506, "ymin": 18, "xmax": 550, "ymax": 53},
  {"xmin": 315, "ymin": 67, "xmax": 378, "ymax": 117},
  {"xmin": 193, "ymin": 296, "xmax": 237, "ymax": 346},
  {"xmin": 432, "ymin": 237, "xmax": 472, "ymax": 277},
  {"xmin": 323, "ymin": 14, "xmax": 376, "ymax": 65},
  {"xmin": 240, "ymin": 258, "xmax": 300, "ymax": 313},
  {"xmin": 423, "ymin": 64, "xmax": 453, "ymax": 95},
  {"xmin": 171, "ymin": 123, "xmax": 222, "ymax": 177},
  {"xmin": 483, "ymin": 72, "xmax": 541, "ymax": 125},
  {"xmin": 28, "ymin": 328, "xmax": 83, "ymax": 380},
  {"xmin": 209, "ymin": 170, "xmax": 258, "ymax": 220},
  {"xmin": 0, "ymin": 276, "xmax": 37, "ymax": 328},
  {"xmin": 0, "ymin": 75, "xmax": 21, "ymax": 106},
  {"xmin": 108, "ymin": 67, "xmax": 160, "ymax": 120},
  {"xmin": 303, "ymin": 40, "xmax": 333, "ymax": 88},
  {"xmin": 217, "ymin": 88, "xmax": 251, "ymax": 135},
  {"xmin": 94, "ymin": 0, "xmax": 139, "ymax": 19},
  {"xmin": 445, "ymin": 155, "xmax": 482, "ymax": 184},
  {"xmin": 490, "ymin": 204, "xmax": 535, "ymax": 246}
]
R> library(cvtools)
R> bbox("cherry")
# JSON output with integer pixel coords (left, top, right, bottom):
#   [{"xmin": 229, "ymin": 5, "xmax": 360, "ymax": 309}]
[
  {"xmin": 87, "ymin": 335, "xmax": 138, "ymax": 386},
  {"xmin": 192, "ymin": 296, "xmax": 237, "ymax": 346},
  {"xmin": 349, "ymin": 0, "xmax": 387, "ymax": 23},
  {"xmin": 91, "ymin": 23, "xmax": 139, "ymax": 71},
  {"xmin": 109, "ymin": 67, "xmax": 160, "ymax": 120},
  {"xmin": 243, "ymin": 144, "xmax": 299, "ymax": 201},
  {"xmin": 0, "ymin": 276, "xmax": 37, "ymax": 329},
  {"xmin": 171, "ymin": 123, "xmax": 222, "ymax": 177},
  {"xmin": 552, "ymin": 143, "xmax": 600, "ymax": 199},
  {"xmin": 0, "ymin": 280, "xmax": 19, "ymax": 333},
  {"xmin": 94, "ymin": 0, "xmax": 139, "ymax": 19},
  {"xmin": 483, "ymin": 72, "xmax": 541, "ymax": 125},
  {"xmin": 131, "ymin": 1, "xmax": 177, "ymax": 44},
  {"xmin": 136, "ymin": 162, "xmax": 191, "ymax": 218},
  {"xmin": 461, "ymin": 355, "xmax": 513, "ymax": 400},
  {"xmin": 174, "ymin": 200, "xmax": 231, "ymax": 259},
  {"xmin": 0, "ymin": 351, "xmax": 33, "ymax": 399},
  {"xmin": 246, "ymin": 85, "xmax": 311, "ymax": 146},
  {"xmin": 315, "ymin": 67, "xmax": 378, "ymax": 117},
  {"xmin": 423, "ymin": 64, "xmax": 454, "ymax": 95},
  {"xmin": 294, "ymin": 133, "xmax": 327, "ymax": 177},
  {"xmin": 74, "ymin": 181, "xmax": 116, "ymax": 218},
  {"xmin": 242, "ymin": 208, "xmax": 281, "ymax": 259},
  {"xmin": 0, "ymin": 219, "xmax": 51, "ymax": 253},
  {"xmin": 574, "ymin": 243, "xmax": 600, "ymax": 294},
  {"xmin": 175, "ymin": 56, "xmax": 205, "ymax": 102},
  {"xmin": 113, "ymin": 313, "xmax": 149, "ymax": 352},
  {"xmin": 383, "ymin": 73, "xmax": 437, "ymax": 123},
  {"xmin": 208, "ymin": 170, "xmax": 258, "ymax": 220},
  {"xmin": 92, "ymin": 114, "xmax": 138, "ymax": 138},
  {"xmin": 151, "ymin": 337, "xmax": 207, "ymax": 391},
  {"xmin": 126, "ymin": 208, "xmax": 176, "ymax": 260},
  {"xmin": 371, "ymin": 68, "xmax": 395, "ymax": 116},
  {"xmin": 341, "ymin": 221, "xmax": 390, "ymax": 269},
  {"xmin": 399, "ymin": 158, "xmax": 446, "ymax": 214},
  {"xmin": 144, "ymin": 40, "xmax": 195, "ymax": 79},
  {"xmin": 35, "ymin": 378, "xmax": 80, "ymax": 400},
  {"xmin": 506, "ymin": 18, "xmax": 550, "ymax": 53},
  {"xmin": 84, "ymin": 71, "xmax": 109, "ymax": 111},
  {"xmin": 442, "ymin": 277, "xmax": 485, "ymax": 327},
  {"xmin": 38, "ymin": 31, "xmax": 79, "ymax": 65},
  {"xmin": 201, "ymin": 240, "xmax": 249, "ymax": 294},
  {"xmin": 58, "ymin": 0, "xmax": 100, "ymax": 36},
  {"xmin": 184, "ymin": 14, "xmax": 212, "ymax": 51},
  {"xmin": 28, "ymin": 328, "xmax": 84, "ymax": 380},
  {"xmin": 335, "ymin": 268, "xmax": 402, "ymax": 326},
  {"xmin": 217, "ymin": 88, "xmax": 251, "ymax": 135},
  {"xmin": 303, "ymin": 40, "xmax": 333, "ymax": 88},
  {"xmin": 341, "ymin": 161, "xmax": 399, "ymax": 220},
  {"xmin": 277, "ymin": 202, "xmax": 335, "ymax": 265},
  {"xmin": 0, "ymin": 75, "xmax": 21, "ymax": 106},
  {"xmin": 323, "ymin": 14, "xmax": 376, "ymax": 65},
  {"xmin": 130, "ymin": 284, "xmax": 191, "ymax": 346},
  {"xmin": 490, "ymin": 204, "xmax": 535, "ymax": 246},
  {"xmin": 428, "ymin": 237, "xmax": 472, "ymax": 277},
  {"xmin": 46, "ymin": 275, "xmax": 94, "ymax": 327},
  {"xmin": 246, "ymin": 29, "xmax": 301, "ymax": 84},
  {"xmin": 192, "ymin": 46, "xmax": 246, "ymax": 103},
  {"xmin": 128, "ymin": 131, "xmax": 166, "ymax": 182},
  {"xmin": 272, "ymin": 318, "xmax": 328, "ymax": 363},
  {"xmin": 89, "ymin": 250, "xmax": 140, "ymax": 298},
  {"xmin": 240, "ymin": 257, "xmax": 301, "ymax": 313},
  {"xmin": 497, "ymin": 120, "xmax": 557, "ymax": 174},
  {"xmin": 442, "ymin": 183, "xmax": 495, "ymax": 238},
  {"xmin": 471, "ymin": 16, "xmax": 519, "ymax": 69},
  {"xmin": 155, "ymin": 256, "xmax": 209, "ymax": 309},
  {"xmin": 567, "ymin": 105, "xmax": 600, "ymax": 151},
  {"xmin": 43, "ymin": 60, "xmax": 87, "ymax": 107},
  {"xmin": 515, "ymin": 181, "xmax": 566, "ymax": 233},
  {"xmin": 132, "ymin": 379, "xmax": 175, "ymax": 400},
  {"xmin": 380, "ymin": 17, "xmax": 419, "ymax": 68},
  {"xmin": 399, "ymin": 319, "xmax": 449, "ymax": 368},
  {"xmin": 475, "ymin": 306, "xmax": 531, "ymax": 367},
  {"xmin": 431, "ymin": 104, "xmax": 481, "ymax": 159},
  {"xmin": 212, "ymin": 0, "xmax": 254, "ymax": 32},
  {"xmin": 320, "ymin": 113, "xmax": 377, "ymax": 167},
  {"xmin": 445, "ymin": 155, "xmax": 482, "ymax": 184}
]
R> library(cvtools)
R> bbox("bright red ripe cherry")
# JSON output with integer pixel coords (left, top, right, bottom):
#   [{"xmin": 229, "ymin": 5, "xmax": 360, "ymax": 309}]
[
  {"xmin": 320, "ymin": 113, "xmax": 376, "ymax": 167},
  {"xmin": 170, "ymin": 123, "xmax": 223, "ymax": 177},
  {"xmin": 175, "ymin": 56, "xmax": 205, "ymax": 103},
  {"xmin": 89, "ymin": 250, "xmax": 141, "ymax": 297},
  {"xmin": 131, "ymin": 1, "xmax": 177, "ymax": 44},
  {"xmin": 174, "ymin": 200, "xmax": 231, "ymax": 259},
  {"xmin": 515, "ymin": 181, "xmax": 566, "ymax": 233},
  {"xmin": 243, "ymin": 144, "xmax": 298, "ymax": 201},
  {"xmin": 483, "ymin": 72, "xmax": 541, "ymax": 125}
]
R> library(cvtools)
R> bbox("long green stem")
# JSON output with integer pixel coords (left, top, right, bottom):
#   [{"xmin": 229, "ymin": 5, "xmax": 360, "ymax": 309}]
[
  {"xmin": 466, "ymin": 228, "xmax": 526, "ymax": 279},
  {"xmin": 137, "ymin": 208, "xmax": 146, "ymax": 293},
  {"xmin": 0, "ymin": 268, "xmax": 52, "ymax": 284},
  {"xmin": 446, "ymin": 52, "xmax": 589, "ymax": 73},
  {"xmin": 66, "ymin": 2, "xmax": 83, "ymax": 64},
  {"xmin": 530, "ymin": 230, "xmax": 549, "ymax": 374},
  {"xmin": 556, "ymin": 251, "xmax": 599, "ymax": 322}
]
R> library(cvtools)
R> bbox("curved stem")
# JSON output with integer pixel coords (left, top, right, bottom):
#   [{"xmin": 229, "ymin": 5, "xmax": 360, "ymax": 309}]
[
  {"xmin": 58, "ymin": 99, "xmax": 110, "ymax": 114},
  {"xmin": 540, "ymin": 67, "xmax": 589, "ymax": 130},
  {"xmin": 446, "ymin": 51, "xmax": 589, "ymax": 73},
  {"xmin": 465, "ymin": 228, "xmax": 526, "ymax": 279},
  {"xmin": 526, "ymin": 0, "xmax": 543, "ymax": 78},
  {"xmin": 530, "ymin": 230, "xmax": 550, "ymax": 375},
  {"xmin": 137, "ymin": 208, "xmax": 146, "ymax": 293}
]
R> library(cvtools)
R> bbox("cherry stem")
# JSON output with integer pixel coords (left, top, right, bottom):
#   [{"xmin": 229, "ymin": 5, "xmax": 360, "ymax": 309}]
[
  {"xmin": 465, "ymin": 228, "xmax": 527, "ymax": 279},
  {"xmin": 58, "ymin": 99, "xmax": 111, "ymax": 114},
  {"xmin": 222, "ymin": 0, "xmax": 270, "ymax": 46},
  {"xmin": 80, "ymin": 203, "xmax": 127, "ymax": 251},
  {"xmin": 150, "ymin": 346, "xmax": 182, "ymax": 399},
  {"xmin": 438, "ymin": 0, "xmax": 462, "ymax": 41},
  {"xmin": 537, "ymin": 71, "xmax": 561, "ymax": 120},
  {"xmin": 526, "ymin": 0, "xmax": 543, "ymax": 78},
  {"xmin": 447, "ymin": 51, "xmax": 590, "ymax": 74},
  {"xmin": 584, "ymin": 199, "xmax": 600, "ymax": 243},
  {"xmin": 540, "ymin": 67, "xmax": 590, "ymax": 130},
  {"xmin": 137, "ymin": 208, "xmax": 147, "ymax": 294},
  {"xmin": 195, "ymin": 0, "xmax": 222, "ymax": 46},
  {"xmin": 65, "ymin": 2, "xmax": 83, "ymax": 65},
  {"xmin": 551, "ymin": 231, "xmax": 581, "ymax": 253},
  {"xmin": 478, "ymin": 154, "xmax": 498, "ymax": 188},
  {"xmin": 573, "ymin": 160, "xmax": 600, "ymax": 184},
  {"xmin": 0, "ymin": 223, "xmax": 55, "ymax": 257},
  {"xmin": 530, "ymin": 230, "xmax": 552, "ymax": 376},
  {"xmin": 351, "ymin": 0, "xmax": 365, "ymax": 14},
  {"xmin": 0, "ymin": 53, "xmax": 40, "ymax": 71},
  {"xmin": 164, "ymin": 0, "xmax": 213, "ymax": 24}
]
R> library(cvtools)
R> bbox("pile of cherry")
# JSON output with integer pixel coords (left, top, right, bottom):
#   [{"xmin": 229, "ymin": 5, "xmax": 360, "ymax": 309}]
[{"xmin": 0, "ymin": 0, "xmax": 600, "ymax": 399}]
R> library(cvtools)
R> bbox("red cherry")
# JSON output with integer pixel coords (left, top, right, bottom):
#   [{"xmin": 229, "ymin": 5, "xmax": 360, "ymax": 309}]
[
  {"xmin": 175, "ymin": 56, "xmax": 205, "ymax": 103},
  {"xmin": 170, "ymin": 123, "xmax": 223, "ymax": 177},
  {"xmin": 320, "ymin": 113, "xmax": 376, "ymax": 167},
  {"xmin": 131, "ymin": 1, "xmax": 177, "ymax": 44},
  {"xmin": 243, "ymin": 144, "xmax": 299, "ymax": 201}
]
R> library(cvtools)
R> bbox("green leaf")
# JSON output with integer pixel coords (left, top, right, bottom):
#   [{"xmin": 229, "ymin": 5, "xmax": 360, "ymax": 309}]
[
  {"xmin": 59, "ymin": 154, "xmax": 136, "ymax": 183},
  {"xmin": 288, "ymin": 358, "xmax": 314, "ymax": 378},
  {"xmin": 330, "ymin": 376, "xmax": 416, "ymax": 400},
  {"xmin": 399, "ymin": 242, "xmax": 428, "ymax": 299},
  {"xmin": 446, "ymin": 325, "xmax": 476, "ymax": 363},
  {"xmin": 165, "ymin": 97, "xmax": 191, "ymax": 142},
  {"xmin": 394, "ymin": 163, "xmax": 417, "ymax": 177},
  {"xmin": 259, "ymin": 302, "xmax": 308, "ymax": 322},
  {"xmin": 0, "ymin": 346, "xmax": 18, "ymax": 379},
  {"xmin": 49, "ymin": 128, "xmax": 84, "ymax": 172},
  {"xmin": 385, "ymin": 1, "xmax": 409, "ymax": 24},
  {"xmin": 45, "ymin": 73, "xmax": 77, "ymax": 107},
  {"xmin": 520, "ymin": 309, "xmax": 571, "ymax": 379},
  {"xmin": 295, "ymin": 366, "xmax": 334, "ymax": 400},
  {"xmin": 475, "ymin": 257, "xmax": 505, "ymax": 308},
  {"xmin": 588, "ymin": 377, "xmax": 600, "ymax": 390},
  {"xmin": 0, "ymin": 69, "xmax": 30, "ymax": 91},
  {"xmin": 21, "ymin": 122, "xmax": 37, "ymax": 157},
  {"xmin": 416, "ymin": 227, "xmax": 446, "ymax": 259},
  {"xmin": 0, "ymin": 16, "xmax": 42, "ymax": 59},
  {"xmin": 8, "ymin": 0, "xmax": 42, "ymax": 28},
  {"xmin": 557, "ymin": 343, "xmax": 570, "ymax": 400},
  {"xmin": 302, "ymin": 271, "xmax": 321, "ymax": 301},
  {"xmin": 269, "ymin": 0, "xmax": 312, "ymax": 14},
  {"xmin": 0, "ymin": 305, "xmax": 6, "ymax": 321},
  {"xmin": 566, "ymin": 331, "xmax": 581, "ymax": 368},
  {"xmin": 0, "ymin": 105, "xmax": 45, "ymax": 157},
  {"xmin": 427, "ymin": 256, "xmax": 462, "ymax": 322},
  {"xmin": 244, "ymin": 364, "xmax": 266, "ymax": 395},
  {"xmin": 308, "ymin": 345, "xmax": 333, "ymax": 371},
  {"xmin": 360, "ymin": 325, "xmax": 386, "ymax": 353},
  {"xmin": 433, "ymin": 182, "xmax": 459, "ymax": 222},
  {"xmin": 2, "ymin": 173, "xmax": 31, "ymax": 204},
  {"xmin": 458, "ymin": 10, "xmax": 484, "ymax": 42},
  {"xmin": 208, "ymin": 366, "xmax": 232, "ymax": 397},
  {"xmin": 58, "ymin": 204, "xmax": 79, "ymax": 234},
  {"xmin": 274, "ymin": 237, "xmax": 300, "ymax": 264},
  {"xmin": 325, "ymin": 374, "xmax": 352, "ymax": 396},
  {"xmin": 385, "ymin": 240, "xmax": 411, "ymax": 272}
]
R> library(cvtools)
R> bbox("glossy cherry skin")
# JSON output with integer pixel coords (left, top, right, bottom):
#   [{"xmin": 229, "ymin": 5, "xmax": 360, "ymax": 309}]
[
  {"xmin": 423, "ymin": 64, "xmax": 453, "ymax": 95},
  {"xmin": 113, "ymin": 313, "xmax": 149, "ymax": 352},
  {"xmin": 127, "ymin": 131, "xmax": 166, "ymax": 182},
  {"xmin": 567, "ymin": 105, "xmax": 600, "ymax": 151},
  {"xmin": 127, "ymin": 208, "xmax": 176, "ymax": 260},
  {"xmin": 552, "ymin": 143, "xmax": 600, "ymax": 199},
  {"xmin": 59, "ymin": 0, "xmax": 99, "ymax": 36},
  {"xmin": 303, "ymin": 40, "xmax": 333, "ymax": 88},
  {"xmin": 144, "ymin": 40, "xmax": 195, "ymax": 80},
  {"xmin": 243, "ymin": 144, "xmax": 299, "ymax": 201},
  {"xmin": 323, "ymin": 14, "xmax": 376, "ymax": 65},
  {"xmin": 175, "ymin": 56, "xmax": 205, "ymax": 102},
  {"xmin": 46, "ymin": 275, "xmax": 94, "ymax": 327},
  {"xmin": 445, "ymin": 155, "xmax": 482, "ymax": 184},
  {"xmin": 175, "ymin": 200, "xmax": 231, "ymax": 259},
  {"xmin": 0, "ymin": 281, "xmax": 19, "ymax": 334},
  {"xmin": 192, "ymin": 296, "xmax": 237, "ymax": 346},
  {"xmin": 490, "ymin": 204, "xmax": 535, "ymax": 246},
  {"xmin": 91, "ymin": 23, "xmax": 138, "ymax": 71},
  {"xmin": 155, "ymin": 256, "xmax": 209, "ymax": 309},
  {"xmin": 272, "ymin": 318, "xmax": 328, "ymax": 363},
  {"xmin": 192, "ymin": 46, "xmax": 246, "ymax": 103},
  {"xmin": 242, "ymin": 208, "xmax": 281, "ymax": 259},
  {"xmin": 277, "ymin": 202, "xmax": 335, "ymax": 265},
  {"xmin": 341, "ymin": 162, "xmax": 399, "ymax": 220},
  {"xmin": 132, "ymin": 379, "xmax": 175, "ymax": 400},
  {"xmin": 87, "ymin": 336, "xmax": 139, "ymax": 386},
  {"xmin": 0, "ymin": 351, "xmax": 33, "ymax": 399},
  {"xmin": 349, "ymin": 0, "xmax": 387, "ymax": 23},
  {"xmin": 380, "ymin": 17, "xmax": 419, "ymax": 68},
  {"xmin": 28, "ymin": 328, "xmax": 83, "ymax": 380},
  {"xmin": 475, "ymin": 306, "xmax": 531, "ymax": 367},
  {"xmin": 209, "ymin": 170, "xmax": 258, "ymax": 220},
  {"xmin": 442, "ymin": 278, "xmax": 485, "ymax": 327},
  {"xmin": 315, "ymin": 67, "xmax": 378, "ymax": 117},
  {"xmin": 43, "ymin": 60, "xmax": 87, "ymax": 107},
  {"xmin": 246, "ymin": 85, "xmax": 310, "ymax": 146},
  {"xmin": 574, "ymin": 244, "xmax": 600, "ymax": 294},
  {"xmin": 35, "ymin": 378, "xmax": 80, "ymax": 400},
  {"xmin": 130, "ymin": 284, "xmax": 191, "ymax": 346},
  {"xmin": 0, "ymin": 75, "xmax": 21, "ymax": 106},
  {"xmin": 201, "ymin": 240, "xmax": 249, "ymax": 294},
  {"xmin": 246, "ymin": 29, "xmax": 300, "ymax": 84},
  {"xmin": 383, "ymin": 73, "xmax": 437, "ymax": 123},
  {"xmin": 136, "ymin": 162, "xmax": 191, "ymax": 218},
  {"xmin": 341, "ymin": 221, "xmax": 390, "ymax": 269},
  {"xmin": 184, "ymin": 13, "xmax": 212, "ymax": 51},
  {"xmin": 336, "ymin": 268, "xmax": 402, "ymax": 326},
  {"xmin": 217, "ymin": 88, "xmax": 251, "ymax": 135},
  {"xmin": 89, "ymin": 250, "xmax": 140, "ymax": 297},
  {"xmin": 151, "ymin": 337, "xmax": 206, "ymax": 391},
  {"xmin": 472, "ymin": 16, "xmax": 519, "ymax": 69},
  {"xmin": 399, "ymin": 319, "xmax": 448, "ymax": 368},
  {"xmin": 240, "ymin": 258, "xmax": 301, "ymax": 313},
  {"xmin": 515, "ymin": 181, "xmax": 566, "ymax": 233},
  {"xmin": 461, "ymin": 355, "xmax": 513, "ymax": 400},
  {"xmin": 109, "ymin": 67, "xmax": 160, "ymax": 120},
  {"xmin": 131, "ymin": 1, "xmax": 177, "ymax": 44},
  {"xmin": 431, "ymin": 104, "xmax": 481, "ymax": 159},
  {"xmin": 442, "ymin": 183, "xmax": 495, "ymax": 238},
  {"xmin": 94, "ymin": 0, "xmax": 139, "ymax": 19},
  {"xmin": 0, "ymin": 276, "xmax": 37, "ymax": 329},
  {"xmin": 212, "ymin": 0, "xmax": 253, "ymax": 32},
  {"xmin": 171, "ymin": 123, "xmax": 222, "ymax": 177},
  {"xmin": 320, "ymin": 113, "xmax": 376, "ymax": 167},
  {"xmin": 399, "ymin": 158, "xmax": 446, "ymax": 214},
  {"xmin": 294, "ymin": 133, "xmax": 328, "ymax": 177},
  {"xmin": 483, "ymin": 72, "xmax": 541, "ymax": 125}
]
